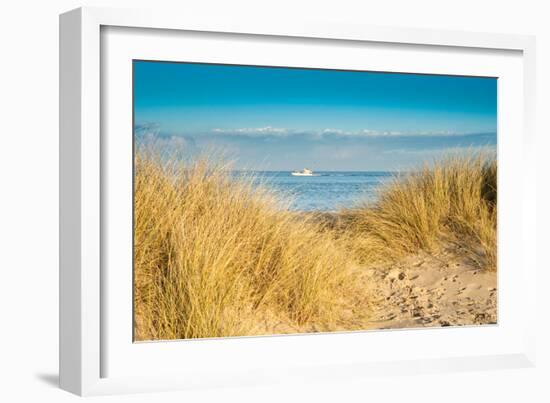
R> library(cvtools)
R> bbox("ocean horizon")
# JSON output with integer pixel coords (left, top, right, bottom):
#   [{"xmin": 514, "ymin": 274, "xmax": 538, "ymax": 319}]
[{"xmin": 235, "ymin": 170, "xmax": 395, "ymax": 211}]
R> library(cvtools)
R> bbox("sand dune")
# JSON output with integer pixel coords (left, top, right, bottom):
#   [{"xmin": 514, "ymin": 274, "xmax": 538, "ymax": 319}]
[
  {"xmin": 362, "ymin": 245, "xmax": 497, "ymax": 330},
  {"xmin": 134, "ymin": 151, "xmax": 497, "ymax": 340},
  {"xmin": 246, "ymin": 244, "xmax": 497, "ymax": 336}
]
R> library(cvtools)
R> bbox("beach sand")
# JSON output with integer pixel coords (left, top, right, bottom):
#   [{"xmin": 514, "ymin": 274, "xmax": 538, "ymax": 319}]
[
  {"xmin": 275, "ymin": 213, "xmax": 498, "ymax": 333},
  {"xmin": 360, "ymin": 245, "xmax": 497, "ymax": 330},
  {"xmin": 250, "ymin": 243, "xmax": 496, "ymax": 336}
]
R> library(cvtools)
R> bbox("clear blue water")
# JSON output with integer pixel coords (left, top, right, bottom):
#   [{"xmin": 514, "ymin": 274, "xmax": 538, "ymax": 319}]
[{"xmin": 245, "ymin": 171, "xmax": 395, "ymax": 211}]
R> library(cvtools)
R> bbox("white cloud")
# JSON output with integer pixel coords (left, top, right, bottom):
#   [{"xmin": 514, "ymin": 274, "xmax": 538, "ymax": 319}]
[
  {"xmin": 209, "ymin": 126, "xmax": 485, "ymax": 140},
  {"xmin": 383, "ymin": 144, "xmax": 496, "ymax": 156},
  {"xmin": 322, "ymin": 128, "xmax": 345, "ymax": 134},
  {"xmin": 212, "ymin": 126, "xmax": 289, "ymax": 136}
]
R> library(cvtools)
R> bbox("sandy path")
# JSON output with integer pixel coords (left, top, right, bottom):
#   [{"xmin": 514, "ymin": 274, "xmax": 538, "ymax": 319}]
[
  {"xmin": 249, "ymin": 244, "xmax": 497, "ymax": 336},
  {"xmin": 361, "ymin": 246, "xmax": 497, "ymax": 330}
]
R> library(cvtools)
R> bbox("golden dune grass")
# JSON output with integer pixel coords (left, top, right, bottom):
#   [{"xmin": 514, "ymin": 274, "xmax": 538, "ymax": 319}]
[
  {"xmin": 134, "ymin": 149, "xmax": 497, "ymax": 341},
  {"xmin": 134, "ymin": 151, "xmax": 362, "ymax": 341},
  {"xmin": 339, "ymin": 155, "xmax": 497, "ymax": 271}
]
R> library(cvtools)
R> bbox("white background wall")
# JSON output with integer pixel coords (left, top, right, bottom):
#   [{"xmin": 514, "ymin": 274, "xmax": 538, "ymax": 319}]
[{"xmin": 0, "ymin": 1, "xmax": 548, "ymax": 401}]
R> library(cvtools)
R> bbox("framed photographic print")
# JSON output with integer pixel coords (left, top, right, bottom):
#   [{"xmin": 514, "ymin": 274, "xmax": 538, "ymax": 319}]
[{"xmin": 60, "ymin": 6, "xmax": 537, "ymax": 396}]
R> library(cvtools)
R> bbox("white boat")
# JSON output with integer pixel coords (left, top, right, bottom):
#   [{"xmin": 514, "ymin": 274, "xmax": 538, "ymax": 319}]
[{"xmin": 291, "ymin": 168, "xmax": 317, "ymax": 176}]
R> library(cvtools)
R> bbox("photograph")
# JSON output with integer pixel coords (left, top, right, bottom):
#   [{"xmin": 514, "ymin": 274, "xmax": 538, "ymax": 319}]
[{"xmin": 132, "ymin": 60, "xmax": 497, "ymax": 341}]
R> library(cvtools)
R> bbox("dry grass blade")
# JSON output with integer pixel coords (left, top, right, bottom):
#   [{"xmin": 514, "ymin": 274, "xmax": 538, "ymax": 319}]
[
  {"xmin": 339, "ymin": 154, "xmax": 497, "ymax": 271},
  {"xmin": 134, "ymin": 149, "xmax": 362, "ymax": 340}
]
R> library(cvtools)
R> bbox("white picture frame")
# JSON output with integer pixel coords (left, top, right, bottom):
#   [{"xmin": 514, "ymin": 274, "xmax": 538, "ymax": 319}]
[{"xmin": 59, "ymin": 6, "xmax": 537, "ymax": 396}]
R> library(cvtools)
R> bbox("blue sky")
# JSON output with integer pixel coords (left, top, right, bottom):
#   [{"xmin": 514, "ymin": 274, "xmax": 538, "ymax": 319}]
[{"xmin": 134, "ymin": 61, "xmax": 497, "ymax": 171}]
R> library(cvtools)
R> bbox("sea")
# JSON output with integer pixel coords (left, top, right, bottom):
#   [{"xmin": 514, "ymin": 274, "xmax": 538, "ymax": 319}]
[{"xmin": 244, "ymin": 171, "xmax": 395, "ymax": 212}]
